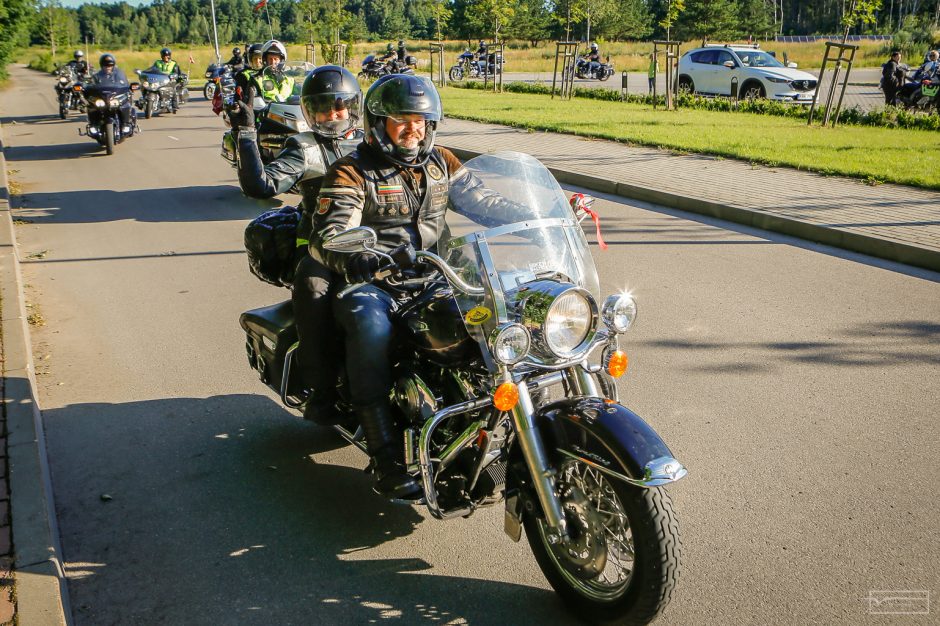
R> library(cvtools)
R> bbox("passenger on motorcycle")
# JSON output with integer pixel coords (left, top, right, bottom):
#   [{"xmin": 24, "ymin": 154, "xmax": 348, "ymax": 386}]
[
  {"xmin": 67, "ymin": 50, "xmax": 89, "ymax": 80},
  {"xmin": 229, "ymin": 67, "xmax": 365, "ymax": 423},
  {"xmin": 153, "ymin": 47, "xmax": 184, "ymax": 110},
  {"xmin": 235, "ymin": 43, "xmax": 264, "ymax": 101},
  {"xmin": 90, "ymin": 54, "xmax": 136, "ymax": 130},
  {"xmin": 313, "ymin": 75, "xmax": 464, "ymax": 499},
  {"xmin": 251, "ymin": 40, "xmax": 294, "ymax": 103},
  {"xmin": 397, "ymin": 40, "xmax": 408, "ymax": 62}
]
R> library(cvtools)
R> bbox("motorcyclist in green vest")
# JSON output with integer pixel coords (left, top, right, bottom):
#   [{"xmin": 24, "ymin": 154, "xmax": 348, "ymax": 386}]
[
  {"xmin": 153, "ymin": 47, "xmax": 184, "ymax": 111},
  {"xmin": 235, "ymin": 43, "xmax": 264, "ymax": 104},
  {"xmin": 251, "ymin": 40, "xmax": 294, "ymax": 104}
]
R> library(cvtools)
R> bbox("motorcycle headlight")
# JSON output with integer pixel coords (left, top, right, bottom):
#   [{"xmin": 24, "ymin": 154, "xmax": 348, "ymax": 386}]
[
  {"xmin": 602, "ymin": 294, "xmax": 638, "ymax": 333},
  {"xmin": 109, "ymin": 97, "xmax": 121, "ymax": 107},
  {"xmin": 94, "ymin": 98, "xmax": 106, "ymax": 108},
  {"xmin": 205, "ymin": 71, "xmax": 212, "ymax": 78},
  {"xmin": 490, "ymin": 324, "xmax": 530, "ymax": 365},
  {"xmin": 544, "ymin": 289, "xmax": 595, "ymax": 357},
  {"xmin": 58, "ymin": 76, "xmax": 68, "ymax": 84}
]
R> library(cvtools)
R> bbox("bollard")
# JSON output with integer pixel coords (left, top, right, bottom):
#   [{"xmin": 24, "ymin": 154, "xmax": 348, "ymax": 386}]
[
  {"xmin": 730, "ymin": 76, "xmax": 739, "ymax": 102},
  {"xmin": 621, "ymin": 70, "xmax": 628, "ymax": 101}
]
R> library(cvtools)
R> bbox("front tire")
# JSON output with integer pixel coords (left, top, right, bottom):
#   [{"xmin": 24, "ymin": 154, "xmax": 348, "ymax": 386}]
[
  {"xmin": 449, "ymin": 67, "xmax": 463, "ymax": 82},
  {"xmin": 677, "ymin": 76, "xmax": 694, "ymax": 94},
  {"xmin": 524, "ymin": 457, "xmax": 681, "ymax": 625},
  {"xmin": 144, "ymin": 99, "xmax": 153, "ymax": 119},
  {"xmin": 59, "ymin": 104, "xmax": 67, "ymax": 120},
  {"xmin": 104, "ymin": 124, "xmax": 115, "ymax": 155},
  {"xmin": 203, "ymin": 82, "xmax": 216, "ymax": 100},
  {"xmin": 742, "ymin": 81, "xmax": 766, "ymax": 100}
]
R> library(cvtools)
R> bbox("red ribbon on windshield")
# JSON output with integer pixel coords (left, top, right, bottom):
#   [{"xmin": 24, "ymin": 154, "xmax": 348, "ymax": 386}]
[{"xmin": 570, "ymin": 193, "xmax": 607, "ymax": 250}]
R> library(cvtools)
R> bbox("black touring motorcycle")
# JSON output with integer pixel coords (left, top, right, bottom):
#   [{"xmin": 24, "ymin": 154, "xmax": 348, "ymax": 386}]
[
  {"xmin": 80, "ymin": 83, "xmax": 139, "ymax": 155},
  {"xmin": 240, "ymin": 152, "xmax": 685, "ymax": 624},
  {"xmin": 53, "ymin": 65, "xmax": 85, "ymax": 119}
]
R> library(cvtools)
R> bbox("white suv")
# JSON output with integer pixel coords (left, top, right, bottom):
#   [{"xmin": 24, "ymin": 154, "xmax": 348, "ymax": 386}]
[{"xmin": 677, "ymin": 45, "xmax": 818, "ymax": 103}]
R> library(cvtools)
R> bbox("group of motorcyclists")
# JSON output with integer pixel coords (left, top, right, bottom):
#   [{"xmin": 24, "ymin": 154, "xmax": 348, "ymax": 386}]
[{"xmin": 881, "ymin": 48, "xmax": 940, "ymax": 109}]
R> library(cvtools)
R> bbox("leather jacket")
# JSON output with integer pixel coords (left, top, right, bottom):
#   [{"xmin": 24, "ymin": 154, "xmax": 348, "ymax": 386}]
[
  {"xmin": 236, "ymin": 128, "xmax": 363, "ymax": 245},
  {"xmin": 313, "ymin": 143, "xmax": 460, "ymax": 275}
]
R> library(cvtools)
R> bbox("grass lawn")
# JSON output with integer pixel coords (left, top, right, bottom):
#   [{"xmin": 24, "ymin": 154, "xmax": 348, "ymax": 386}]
[{"xmin": 439, "ymin": 87, "xmax": 940, "ymax": 190}]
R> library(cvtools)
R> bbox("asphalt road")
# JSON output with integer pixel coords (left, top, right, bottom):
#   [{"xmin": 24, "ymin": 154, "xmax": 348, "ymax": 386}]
[
  {"xmin": 3, "ymin": 64, "xmax": 939, "ymax": 625},
  {"xmin": 471, "ymin": 68, "xmax": 885, "ymax": 112}
]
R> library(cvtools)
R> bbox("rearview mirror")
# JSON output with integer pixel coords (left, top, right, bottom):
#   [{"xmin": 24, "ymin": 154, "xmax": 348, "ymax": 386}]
[
  {"xmin": 323, "ymin": 226, "xmax": 378, "ymax": 253},
  {"xmin": 134, "ymin": 69, "xmax": 142, "ymax": 75},
  {"xmin": 787, "ymin": 62, "xmax": 798, "ymax": 68},
  {"xmin": 723, "ymin": 60, "xmax": 735, "ymax": 68}
]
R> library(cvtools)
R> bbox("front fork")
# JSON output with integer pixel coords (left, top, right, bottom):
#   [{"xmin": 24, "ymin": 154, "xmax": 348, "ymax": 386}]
[{"xmin": 509, "ymin": 361, "xmax": 597, "ymax": 540}]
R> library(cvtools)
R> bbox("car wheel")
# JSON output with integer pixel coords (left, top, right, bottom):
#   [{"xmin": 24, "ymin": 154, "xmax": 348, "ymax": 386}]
[
  {"xmin": 742, "ymin": 82, "xmax": 765, "ymax": 100},
  {"xmin": 677, "ymin": 76, "xmax": 694, "ymax": 94}
]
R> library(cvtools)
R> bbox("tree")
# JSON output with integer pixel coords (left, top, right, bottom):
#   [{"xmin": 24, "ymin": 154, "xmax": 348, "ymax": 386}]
[
  {"xmin": 467, "ymin": 0, "xmax": 518, "ymax": 40},
  {"xmin": 659, "ymin": 0, "xmax": 685, "ymax": 39},
  {"xmin": 675, "ymin": 0, "xmax": 737, "ymax": 41},
  {"xmin": 0, "ymin": 0, "xmax": 34, "ymax": 78},
  {"xmin": 511, "ymin": 0, "xmax": 552, "ymax": 45}
]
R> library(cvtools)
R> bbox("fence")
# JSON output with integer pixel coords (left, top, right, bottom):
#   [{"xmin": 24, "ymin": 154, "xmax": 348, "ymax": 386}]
[{"xmin": 774, "ymin": 35, "xmax": 891, "ymax": 43}]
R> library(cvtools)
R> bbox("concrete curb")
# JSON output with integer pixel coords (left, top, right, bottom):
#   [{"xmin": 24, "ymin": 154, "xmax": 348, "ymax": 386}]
[
  {"xmin": 441, "ymin": 144, "xmax": 940, "ymax": 273},
  {"xmin": 0, "ymin": 124, "xmax": 71, "ymax": 624}
]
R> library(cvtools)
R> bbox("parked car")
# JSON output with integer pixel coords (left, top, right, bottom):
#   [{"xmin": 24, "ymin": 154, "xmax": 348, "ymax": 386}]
[{"xmin": 677, "ymin": 44, "xmax": 818, "ymax": 103}]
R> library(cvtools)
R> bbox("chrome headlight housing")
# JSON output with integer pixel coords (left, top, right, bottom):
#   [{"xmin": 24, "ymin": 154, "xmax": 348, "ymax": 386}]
[
  {"xmin": 519, "ymin": 281, "xmax": 598, "ymax": 361},
  {"xmin": 109, "ymin": 96, "xmax": 121, "ymax": 107},
  {"xmin": 602, "ymin": 293, "xmax": 638, "ymax": 333},
  {"xmin": 490, "ymin": 323, "xmax": 530, "ymax": 365},
  {"xmin": 58, "ymin": 76, "xmax": 68, "ymax": 84},
  {"xmin": 93, "ymin": 98, "xmax": 106, "ymax": 108}
]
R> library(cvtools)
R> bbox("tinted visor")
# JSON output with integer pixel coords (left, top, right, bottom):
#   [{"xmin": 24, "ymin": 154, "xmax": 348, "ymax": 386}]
[
  {"xmin": 304, "ymin": 92, "xmax": 360, "ymax": 114},
  {"xmin": 367, "ymin": 76, "xmax": 442, "ymax": 122}
]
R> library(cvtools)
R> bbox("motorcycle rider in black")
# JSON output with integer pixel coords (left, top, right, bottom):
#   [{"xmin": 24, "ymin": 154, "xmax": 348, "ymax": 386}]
[
  {"xmin": 67, "ymin": 50, "xmax": 89, "ymax": 80},
  {"xmin": 397, "ymin": 40, "xmax": 408, "ymax": 63},
  {"xmin": 229, "ymin": 66, "xmax": 364, "ymax": 423},
  {"xmin": 582, "ymin": 42, "xmax": 601, "ymax": 77},
  {"xmin": 475, "ymin": 40, "xmax": 488, "ymax": 75},
  {"xmin": 90, "ymin": 54, "xmax": 136, "ymax": 131},
  {"xmin": 226, "ymin": 47, "xmax": 245, "ymax": 72},
  {"xmin": 312, "ymin": 75, "xmax": 464, "ymax": 499}
]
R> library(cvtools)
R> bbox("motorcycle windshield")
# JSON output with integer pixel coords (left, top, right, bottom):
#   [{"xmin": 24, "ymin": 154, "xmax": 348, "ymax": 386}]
[
  {"xmin": 141, "ymin": 70, "xmax": 170, "ymax": 85},
  {"xmin": 442, "ymin": 152, "xmax": 600, "ymax": 355}
]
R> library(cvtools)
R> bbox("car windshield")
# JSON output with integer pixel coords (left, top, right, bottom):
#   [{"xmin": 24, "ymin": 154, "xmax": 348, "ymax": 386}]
[
  {"xmin": 442, "ymin": 152, "xmax": 600, "ymax": 341},
  {"xmin": 736, "ymin": 51, "xmax": 785, "ymax": 68}
]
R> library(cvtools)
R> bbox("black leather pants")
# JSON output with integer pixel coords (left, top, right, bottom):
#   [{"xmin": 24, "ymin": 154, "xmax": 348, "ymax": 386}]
[{"xmin": 292, "ymin": 255, "xmax": 340, "ymax": 402}]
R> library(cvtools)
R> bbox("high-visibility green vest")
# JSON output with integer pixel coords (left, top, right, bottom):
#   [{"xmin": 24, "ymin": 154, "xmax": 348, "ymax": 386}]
[
  {"xmin": 251, "ymin": 68, "xmax": 294, "ymax": 103},
  {"xmin": 155, "ymin": 59, "xmax": 178, "ymax": 74}
]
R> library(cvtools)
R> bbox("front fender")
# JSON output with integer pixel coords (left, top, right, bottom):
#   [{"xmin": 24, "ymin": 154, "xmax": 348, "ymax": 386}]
[{"xmin": 534, "ymin": 397, "xmax": 688, "ymax": 488}]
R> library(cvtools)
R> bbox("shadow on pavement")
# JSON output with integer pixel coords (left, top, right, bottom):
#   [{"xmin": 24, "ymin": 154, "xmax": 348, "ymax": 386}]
[
  {"xmin": 12, "ymin": 186, "xmax": 277, "ymax": 224},
  {"xmin": 44, "ymin": 394, "xmax": 571, "ymax": 625},
  {"xmin": 4, "ymin": 141, "xmax": 101, "ymax": 162}
]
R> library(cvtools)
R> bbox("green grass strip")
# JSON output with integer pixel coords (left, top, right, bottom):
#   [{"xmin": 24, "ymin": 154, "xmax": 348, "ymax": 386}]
[{"xmin": 440, "ymin": 86, "xmax": 940, "ymax": 190}]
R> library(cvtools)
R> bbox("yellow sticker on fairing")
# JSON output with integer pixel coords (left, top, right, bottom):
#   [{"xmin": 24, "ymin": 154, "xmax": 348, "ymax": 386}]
[{"xmin": 464, "ymin": 306, "xmax": 492, "ymax": 325}]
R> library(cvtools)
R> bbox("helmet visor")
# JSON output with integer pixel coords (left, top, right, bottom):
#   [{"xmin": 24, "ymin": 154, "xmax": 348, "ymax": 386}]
[
  {"xmin": 367, "ymin": 76, "xmax": 442, "ymax": 123},
  {"xmin": 302, "ymin": 92, "xmax": 362, "ymax": 137}
]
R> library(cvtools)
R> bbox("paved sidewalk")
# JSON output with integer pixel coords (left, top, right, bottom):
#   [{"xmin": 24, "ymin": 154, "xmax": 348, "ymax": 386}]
[{"xmin": 437, "ymin": 117, "xmax": 940, "ymax": 272}]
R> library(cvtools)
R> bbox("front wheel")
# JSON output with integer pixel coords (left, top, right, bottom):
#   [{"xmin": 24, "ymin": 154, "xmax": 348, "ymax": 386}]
[
  {"xmin": 524, "ymin": 457, "xmax": 681, "ymax": 625},
  {"xmin": 449, "ymin": 66, "xmax": 463, "ymax": 82},
  {"xmin": 677, "ymin": 76, "xmax": 694, "ymax": 94},
  {"xmin": 104, "ymin": 123, "xmax": 115, "ymax": 155},
  {"xmin": 203, "ymin": 82, "xmax": 216, "ymax": 100},
  {"xmin": 741, "ymin": 82, "xmax": 766, "ymax": 100},
  {"xmin": 59, "ymin": 104, "xmax": 67, "ymax": 120},
  {"xmin": 599, "ymin": 69, "xmax": 612, "ymax": 82},
  {"xmin": 144, "ymin": 99, "xmax": 153, "ymax": 119}
]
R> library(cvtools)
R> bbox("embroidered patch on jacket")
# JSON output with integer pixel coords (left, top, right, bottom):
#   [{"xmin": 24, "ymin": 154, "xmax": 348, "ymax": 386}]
[
  {"xmin": 317, "ymin": 197, "xmax": 331, "ymax": 214},
  {"xmin": 427, "ymin": 163, "xmax": 444, "ymax": 181},
  {"xmin": 377, "ymin": 184, "xmax": 405, "ymax": 195}
]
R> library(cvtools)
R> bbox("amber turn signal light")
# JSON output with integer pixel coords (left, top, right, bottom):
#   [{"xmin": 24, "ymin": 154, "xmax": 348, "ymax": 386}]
[
  {"xmin": 493, "ymin": 382, "xmax": 519, "ymax": 411},
  {"xmin": 606, "ymin": 350, "xmax": 628, "ymax": 378}
]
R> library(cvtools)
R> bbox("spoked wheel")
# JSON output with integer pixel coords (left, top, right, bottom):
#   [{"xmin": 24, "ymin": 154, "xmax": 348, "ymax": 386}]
[
  {"xmin": 449, "ymin": 67, "xmax": 463, "ymax": 82},
  {"xmin": 742, "ymin": 82, "xmax": 766, "ymax": 100},
  {"xmin": 524, "ymin": 457, "xmax": 681, "ymax": 625},
  {"xmin": 203, "ymin": 82, "xmax": 216, "ymax": 100}
]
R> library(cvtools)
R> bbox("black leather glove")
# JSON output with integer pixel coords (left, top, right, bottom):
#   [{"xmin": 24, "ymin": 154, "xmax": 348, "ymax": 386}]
[
  {"xmin": 346, "ymin": 252, "xmax": 380, "ymax": 284},
  {"xmin": 227, "ymin": 99, "xmax": 254, "ymax": 130}
]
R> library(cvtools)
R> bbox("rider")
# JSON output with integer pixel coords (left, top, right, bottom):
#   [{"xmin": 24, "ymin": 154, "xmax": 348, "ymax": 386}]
[
  {"xmin": 249, "ymin": 39, "xmax": 294, "ymax": 103},
  {"xmin": 91, "ymin": 54, "xmax": 136, "ymax": 131},
  {"xmin": 229, "ymin": 67, "xmax": 365, "ymax": 423},
  {"xmin": 154, "ymin": 47, "xmax": 184, "ymax": 110},
  {"xmin": 66, "ymin": 50, "xmax": 89, "ymax": 79},
  {"xmin": 226, "ymin": 46, "xmax": 244, "ymax": 71},
  {"xmin": 234, "ymin": 43, "xmax": 264, "ymax": 99},
  {"xmin": 397, "ymin": 40, "xmax": 408, "ymax": 63},
  {"xmin": 582, "ymin": 42, "xmax": 601, "ymax": 77},
  {"xmin": 475, "ymin": 40, "xmax": 488, "ymax": 74},
  {"xmin": 312, "ymin": 75, "xmax": 464, "ymax": 499}
]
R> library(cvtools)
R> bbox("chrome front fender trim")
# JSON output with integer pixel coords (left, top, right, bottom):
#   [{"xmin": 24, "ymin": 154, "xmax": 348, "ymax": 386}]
[{"xmin": 557, "ymin": 449, "xmax": 688, "ymax": 488}]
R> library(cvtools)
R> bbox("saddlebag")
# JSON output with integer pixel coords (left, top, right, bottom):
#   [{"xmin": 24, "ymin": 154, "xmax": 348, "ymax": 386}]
[
  {"xmin": 244, "ymin": 206, "xmax": 303, "ymax": 287},
  {"xmin": 239, "ymin": 300, "xmax": 297, "ymax": 388}
]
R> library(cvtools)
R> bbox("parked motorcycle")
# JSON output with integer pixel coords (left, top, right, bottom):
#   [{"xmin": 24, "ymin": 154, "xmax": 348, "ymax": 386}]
[
  {"xmin": 449, "ymin": 50, "xmax": 504, "ymax": 81},
  {"xmin": 359, "ymin": 54, "xmax": 417, "ymax": 80},
  {"xmin": 897, "ymin": 69, "xmax": 940, "ymax": 112},
  {"xmin": 135, "ymin": 67, "xmax": 189, "ymax": 118},
  {"xmin": 204, "ymin": 62, "xmax": 234, "ymax": 100},
  {"xmin": 80, "ymin": 82, "xmax": 139, "ymax": 155},
  {"xmin": 576, "ymin": 56, "xmax": 615, "ymax": 81},
  {"xmin": 53, "ymin": 65, "xmax": 85, "ymax": 119},
  {"xmin": 239, "ymin": 152, "xmax": 685, "ymax": 624}
]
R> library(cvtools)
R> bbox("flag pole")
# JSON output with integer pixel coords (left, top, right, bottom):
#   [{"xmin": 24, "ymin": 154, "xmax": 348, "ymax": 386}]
[
  {"xmin": 264, "ymin": 2, "xmax": 274, "ymax": 40},
  {"xmin": 208, "ymin": 0, "xmax": 222, "ymax": 64}
]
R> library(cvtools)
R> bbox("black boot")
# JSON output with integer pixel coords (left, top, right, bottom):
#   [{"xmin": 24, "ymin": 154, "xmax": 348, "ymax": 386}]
[
  {"xmin": 357, "ymin": 402, "xmax": 422, "ymax": 500},
  {"xmin": 302, "ymin": 391, "xmax": 340, "ymax": 424}
]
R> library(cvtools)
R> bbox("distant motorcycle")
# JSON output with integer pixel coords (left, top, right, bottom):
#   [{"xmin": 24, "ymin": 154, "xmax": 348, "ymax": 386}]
[
  {"xmin": 576, "ymin": 56, "xmax": 615, "ymax": 81},
  {"xmin": 204, "ymin": 63, "xmax": 235, "ymax": 100},
  {"xmin": 53, "ymin": 65, "xmax": 85, "ymax": 119},
  {"xmin": 81, "ymin": 82, "xmax": 139, "ymax": 155},
  {"xmin": 135, "ymin": 67, "xmax": 189, "ymax": 118},
  {"xmin": 449, "ymin": 50, "xmax": 504, "ymax": 81},
  {"xmin": 359, "ymin": 55, "xmax": 417, "ymax": 80}
]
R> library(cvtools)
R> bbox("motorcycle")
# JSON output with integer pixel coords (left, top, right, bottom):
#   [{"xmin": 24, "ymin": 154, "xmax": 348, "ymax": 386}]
[
  {"xmin": 53, "ymin": 65, "xmax": 85, "ymax": 119},
  {"xmin": 239, "ymin": 151, "xmax": 685, "ymax": 624},
  {"xmin": 449, "ymin": 50, "xmax": 505, "ymax": 81},
  {"xmin": 204, "ymin": 62, "xmax": 234, "ymax": 100},
  {"xmin": 897, "ymin": 69, "xmax": 940, "ymax": 112},
  {"xmin": 359, "ymin": 54, "xmax": 417, "ymax": 80},
  {"xmin": 576, "ymin": 56, "xmax": 615, "ymax": 81},
  {"xmin": 135, "ymin": 67, "xmax": 189, "ymax": 118},
  {"xmin": 80, "ymin": 82, "xmax": 139, "ymax": 155}
]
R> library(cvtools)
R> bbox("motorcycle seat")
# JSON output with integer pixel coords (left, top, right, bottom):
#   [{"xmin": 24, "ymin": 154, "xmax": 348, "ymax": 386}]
[{"xmin": 240, "ymin": 300, "xmax": 295, "ymax": 337}]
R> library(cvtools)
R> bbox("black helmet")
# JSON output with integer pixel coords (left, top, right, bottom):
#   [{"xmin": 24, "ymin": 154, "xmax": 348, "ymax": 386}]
[
  {"xmin": 479, "ymin": 40, "xmax": 485, "ymax": 46},
  {"xmin": 300, "ymin": 65, "xmax": 362, "ymax": 139},
  {"xmin": 74, "ymin": 50, "xmax": 84, "ymax": 60},
  {"xmin": 99, "ymin": 53, "xmax": 116, "ymax": 68},
  {"xmin": 233, "ymin": 47, "xmax": 242, "ymax": 56},
  {"xmin": 398, "ymin": 40, "xmax": 404, "ymax": 47},
  {"xmin": 386, "ymin": 43, "xmax": 394, "ymax": 51},
  {"xmin": 160, "ymin": 47, "xmax": 172, "ymax": 57},
  {"xmin": 363, "ymin": 74, "xmax": 442, "ymax": 167}
]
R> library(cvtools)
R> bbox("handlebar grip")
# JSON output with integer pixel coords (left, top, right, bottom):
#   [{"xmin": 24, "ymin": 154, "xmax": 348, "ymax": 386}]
[{"xmin": 336, "ymin": 263, "xmax": 399, "ymax": 299}]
